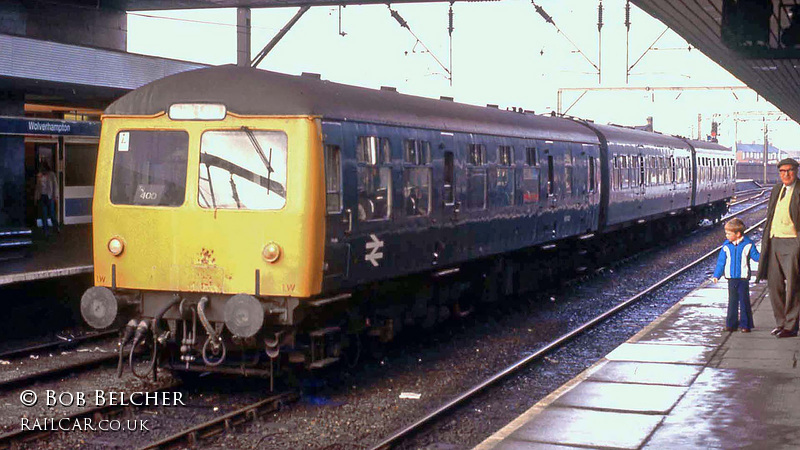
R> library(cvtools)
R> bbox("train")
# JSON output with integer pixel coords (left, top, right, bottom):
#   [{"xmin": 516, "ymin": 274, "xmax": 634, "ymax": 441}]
[{"xmin": 79, "ymin": 65, "xmax": 735, "ymax": 382}]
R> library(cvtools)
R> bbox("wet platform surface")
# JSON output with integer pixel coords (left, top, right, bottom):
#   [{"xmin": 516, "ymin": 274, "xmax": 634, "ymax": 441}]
[
  {"xmin": 476, "ymin": 258, "xmax": 800, "ymax": 450},
  {"xmin": 0, "ymin": 224, "xmax": 92, "ymax": 286}
]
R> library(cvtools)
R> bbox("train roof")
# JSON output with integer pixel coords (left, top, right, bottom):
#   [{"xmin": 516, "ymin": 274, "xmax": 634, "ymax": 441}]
[
  {"xmin": 681, "ymin": 138, "xmax": 733, "ymax": 154},
  {"xmin": 587, "ymin": 122, "xmax": 692, "ymax": 150},
  {"xmin": 105, "ymin": 65, "xmax": 600, "ymax": 144}
]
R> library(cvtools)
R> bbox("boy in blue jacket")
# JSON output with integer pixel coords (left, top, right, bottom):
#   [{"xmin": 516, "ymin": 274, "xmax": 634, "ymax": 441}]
[{"xmin": 712, "ymin": 218, "xmax": 760, "ymax": 332}]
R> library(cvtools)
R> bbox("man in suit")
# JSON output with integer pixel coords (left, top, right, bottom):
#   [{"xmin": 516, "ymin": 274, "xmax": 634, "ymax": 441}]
[{"xmin": 757, "ymin": 158, "xmax": 800, "ymax": 338}]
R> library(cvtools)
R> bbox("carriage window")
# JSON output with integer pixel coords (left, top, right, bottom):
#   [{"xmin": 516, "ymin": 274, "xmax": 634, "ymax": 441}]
[
  {"xmin": 356, "ymin": 136, "xmax": 392, "ymax": 221},
  {"xmin": 588, "ymin": 156, "xmax": 596, "ymax": 193},
  {"xmin": 611, "ymin": 156, "xmax": 619, "ymax": 191},
  {"xmin": 685, "ymin": 157, "xmax": 690, "ymax": 182},
  {"xmin": 443, "ymin": 151, "xmax": 455, "ymax": 205},
  {"xmin": 324, "ymin": 145, "xmax": 342, "ymax": 214},
  {"xmin": 467, "ymin": 144, "xmax": 487, "ymax": 209},
  {"xmin": 685, "ymin": 157, "xmax": 691, "ymax": 182},
  {"xmin": 564, "ymin": 148, "xmax": 573, "ymax": 195},
  {"xmin": 498, "ymin": 146, "xmax": 513, "ymax": 166},
  {"xmin": 521, "ymin": 153, "xmax": 539, "ymax": 204},
  {"xmin": 111, "ymin": 130, "xmax": 189, "ymax": 207},
  {"xmin": 403, "ymin": 140, "xmax": 431, "ymax": 217},
  {"xmin": 547, "ymin": 155, "xmax": 554, "ymax": 196},
  {"xmin": 469, "ymin": 144, "xmax": 486, "ymax": 165},
  {"xmin": 197, "ymin": 129, "xmax": 288, "ymax": 210},
  {"xmin": 702, "ymin": 157, "xmax": 707, "ymax": 181},
  {"xmin": 638, "ymin": 155, "xmax": 645, "ymax": 186},
  {"xmin": 622, "ymin": 155, "xmax": 630, "ymax": 188},
  {"xmin": 404, "ymin": 139, "xmax": 430, "ymax": 165},
  {"xmin": 670, "ymin": 156, "xmax": 676, "ymax": 183},
  {"xmin": 495, "ymin": 146, "xmax": 514, "ymax": 207},
  {"xmin": 648, "ymin": 157, "xmax": 657, "ymax": 186},
  {"xmin": 526, "ymin": 147, "xmax": 538, "ymax": 166}
]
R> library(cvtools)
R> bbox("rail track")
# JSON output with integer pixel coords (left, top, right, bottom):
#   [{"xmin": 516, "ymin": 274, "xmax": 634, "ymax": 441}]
[
  {"xmin": 0, "ymin": 384, "xmax": 182, "ymax": 450},
  {"xmin": 0, "ymin": 334, "xmax": 121, "ymax": 391},
  {"xmin": 0, "ymin": 329, "xmax": 118, "ymax": 360},
  {"xmin": 730, "ymin": 187, "xmax": 769, "ymax": 206},
  {"xmin": 139, "ymin": 391, "xmax": 299, "ymax": 450},
  {"xmin": 371, "ymin": 198, "xmax": 768, "ymax": 450},
  {"xmin": 0, "ymin": 384, "xmax": 297, "ymax": 450}
]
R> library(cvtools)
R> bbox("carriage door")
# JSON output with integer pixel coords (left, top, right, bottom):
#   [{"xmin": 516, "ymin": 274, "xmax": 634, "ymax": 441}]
[
  {"xmin": 322, "ymin": 122, "xmax": 351, "ymax": 284},
  {"xmin": 439, "ymin": 132, "xmax": 458, "ymax": 221},
  {"xmin": 668, "ymin": 154, "xmax": 676, "ymax": 208},
  {"xmin": 63, "ymin": 139, "xmax": 98, "ymax": 224}
]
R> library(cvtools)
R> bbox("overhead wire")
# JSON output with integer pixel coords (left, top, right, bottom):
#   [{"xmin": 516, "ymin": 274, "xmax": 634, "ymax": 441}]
[
  {"xmin": 530, "ymin": 1, "xmax": 599, "ymax": 74},
  {"xmin": 388, "ymin": 6, "xmax": 452, "ymax": 81}
]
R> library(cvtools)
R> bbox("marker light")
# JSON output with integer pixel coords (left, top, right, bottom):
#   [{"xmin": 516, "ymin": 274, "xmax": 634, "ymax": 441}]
[
  {"xmin": 168, "ymin": 103, "xmax": 227, "ymax": 121},
  {"xmin": 108, "ymin": 237, "xmax": 124, "ymax": 256},
  {"xmin": 262, "ymin": 242, "xmax": 281, "ymax": 263}
]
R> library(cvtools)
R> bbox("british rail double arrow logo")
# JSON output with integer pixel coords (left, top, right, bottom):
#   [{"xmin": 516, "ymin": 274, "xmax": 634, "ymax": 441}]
[{"xmin": 365, "ymin": 234, "xmax": 384, "ymax": 267}]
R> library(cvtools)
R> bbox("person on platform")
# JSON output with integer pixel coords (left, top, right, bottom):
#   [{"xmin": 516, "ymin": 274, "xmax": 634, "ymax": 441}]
[
  {"xmin": 712, "ymin": 218, "xmax": 760, "ymax": 333},
  {"xmin": 756, "ymin": 158, "xmax": 800, "ymax": 338},
  {"xmin": 34, "ymin": 161, "xmax": 59, "ymax": 237}
]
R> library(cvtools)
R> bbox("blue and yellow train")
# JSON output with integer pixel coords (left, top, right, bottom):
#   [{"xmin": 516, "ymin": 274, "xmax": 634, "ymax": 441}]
[{"xmin": 79, "ymin": 65, "xmax": 735, "ymax": 380}]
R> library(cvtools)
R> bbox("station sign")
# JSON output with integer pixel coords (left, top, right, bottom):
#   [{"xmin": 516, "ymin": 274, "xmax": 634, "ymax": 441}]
[{"xmin": 0, "ymin": 116, "xmax": 100, "ymax": 137}]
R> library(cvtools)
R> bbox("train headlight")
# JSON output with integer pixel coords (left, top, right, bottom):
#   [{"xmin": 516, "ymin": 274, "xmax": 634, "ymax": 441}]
[
  {"xmin": 262, "ymin": 242, "xmax": 281, "ymax": 263},
  {"xmin": 108, "ymin": 237, "xmax": 125, "ymax": 256}
]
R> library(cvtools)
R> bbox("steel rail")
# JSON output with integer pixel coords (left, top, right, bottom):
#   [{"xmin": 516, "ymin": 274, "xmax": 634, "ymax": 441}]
[
  {"xmin": 0, "ymin": 353, "xmax": 118, "ymax": 391},
  {"xmin": 138, "ymin": 391, "xmax": 299, "ymax": 450},
  {"xmin": 0, "ymin": 384, "xmax": 181, "ymax": 449},
  {"xmin": 371, "ymin": 200, "xmax": 768, "ymax": 450},
  {"xmin": 730, "ymin": 188, "xmax": 769, "ymax": 206},
  {"xmin": 0, "ymin": 329, "xmax": 118, "ymax": 360},
  {"xmin": 731, "ymin": 187, "xmax": 769, "ymax": 201},
  {"xmin": 723, "ymin": 197, "xmax": 769, "ymax": 219}
]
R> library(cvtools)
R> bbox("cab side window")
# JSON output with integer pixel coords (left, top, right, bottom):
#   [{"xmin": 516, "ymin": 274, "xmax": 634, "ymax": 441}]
[{"xmin": 356, "ymin": 136, "xmax": 392, "ymax": 221}]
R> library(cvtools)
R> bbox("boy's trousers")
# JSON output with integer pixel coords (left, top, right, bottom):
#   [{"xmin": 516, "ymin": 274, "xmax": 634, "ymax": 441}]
[{"xmin": 727, "ymin": 278, "xmax": 754, "ymax": 329}]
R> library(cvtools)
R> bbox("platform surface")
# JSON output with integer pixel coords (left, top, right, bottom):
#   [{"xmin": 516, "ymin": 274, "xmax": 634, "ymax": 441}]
[
  {"xmin": 475, "ymin": 261, "xmax": 800, "ymax": 450},
  {"xmin": 0, "ymin": 224, "xmax": 92, "ymax": 286}
]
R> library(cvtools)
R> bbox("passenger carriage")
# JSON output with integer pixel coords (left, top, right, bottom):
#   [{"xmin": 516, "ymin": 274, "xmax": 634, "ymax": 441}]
[{"xmin": 79, "ymin": 65, "xmax": 735, "ymax": 380}]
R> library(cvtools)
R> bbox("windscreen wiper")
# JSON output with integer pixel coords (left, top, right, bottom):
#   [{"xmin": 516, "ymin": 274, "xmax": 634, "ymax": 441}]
[
  {"xmin": 200, "ymin": 152, "xmax": 285, "ymax": 198},
  {"xmin": 229, "ymin": 173, "xmax": 243, "ymax": 209},
  {"xmin": 202, "ymin": 155, "xmax": 217, "ymax": 208},
  {"xmin": 241, "ymin": 126, "xmax": 274, "ymax": 196}
]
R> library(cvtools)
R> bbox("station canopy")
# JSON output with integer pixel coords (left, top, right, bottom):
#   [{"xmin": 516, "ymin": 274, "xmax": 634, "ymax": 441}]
[{"xmin": 626, "ymin": 1, "xmax": 800, "ymax": 124}]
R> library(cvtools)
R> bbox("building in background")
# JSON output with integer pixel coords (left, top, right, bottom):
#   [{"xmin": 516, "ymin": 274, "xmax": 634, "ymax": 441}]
[
  {"xmin": 735, "ymin": 142, "xmax": 785, "ymax": 183},
  {"xmin": 0, "ymin": 1, "xmax": 205, "ymax": 252}
]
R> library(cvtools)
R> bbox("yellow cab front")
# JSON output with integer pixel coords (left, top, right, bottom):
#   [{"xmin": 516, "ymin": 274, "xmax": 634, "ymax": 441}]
[{"xmin": 91, "ymin": 107, "xmax": 325, "ymax": 303}]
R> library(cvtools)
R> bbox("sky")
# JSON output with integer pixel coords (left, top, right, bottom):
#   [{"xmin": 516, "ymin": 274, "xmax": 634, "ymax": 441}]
[{"xmin": 126, "ymin": 0, "xmax": 800, "ymax": 151}]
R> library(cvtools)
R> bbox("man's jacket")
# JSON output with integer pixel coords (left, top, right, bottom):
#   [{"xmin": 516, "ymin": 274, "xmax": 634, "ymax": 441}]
[{"xmin": 757, "ymin": 181, "xmax": 800, "ymax": 282}]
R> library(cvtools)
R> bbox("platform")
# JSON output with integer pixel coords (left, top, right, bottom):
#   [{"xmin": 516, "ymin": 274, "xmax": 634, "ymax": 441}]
[
  {"xmin": 0, "ymin": 224, "xmax": 92, "ymax": 286},
  {"xmin": 475, "ymin": 259, "xmax": 800, "ymax": 449}
]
